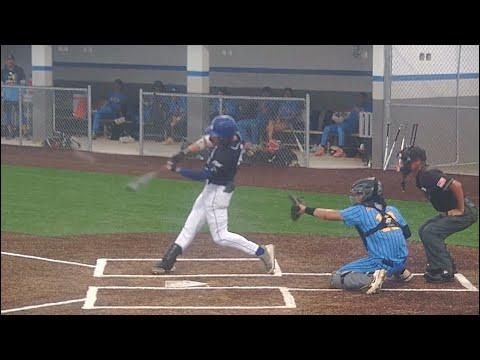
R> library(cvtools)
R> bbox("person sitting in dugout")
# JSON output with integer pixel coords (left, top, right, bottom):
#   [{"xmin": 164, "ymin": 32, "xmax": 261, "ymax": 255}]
[{"xmin": 292, "ymin": 177, "xmax": 413, "ymax": 294}]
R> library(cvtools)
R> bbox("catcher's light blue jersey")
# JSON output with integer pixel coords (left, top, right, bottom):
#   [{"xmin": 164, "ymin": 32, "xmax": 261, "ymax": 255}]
[{"xmin": 340, "ymin": 205, "xmax": 408, "ymax": 264}]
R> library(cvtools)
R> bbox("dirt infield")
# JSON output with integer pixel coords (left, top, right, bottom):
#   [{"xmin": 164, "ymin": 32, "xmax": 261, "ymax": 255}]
[
  {"xmin": 1, "ymin": 231, "xmax": 478, "ymax": 315},
  {"xmin": 1, "ymin": 144, "xmax": 478, "ymax": 315},
  {"xmin": 2, "ymin": 144, "xmax": 478, "ymax": 204}
]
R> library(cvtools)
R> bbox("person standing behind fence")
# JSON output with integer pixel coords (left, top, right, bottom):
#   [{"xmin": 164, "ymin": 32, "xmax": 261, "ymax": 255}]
[
  {"xmin": 146, "ymin": 80, "xmax": 169, "ymax": 140},
  {"xmin": 92, "ymin": 79, "xmax": 127, "ymax": 139},
  {"xmin": 267, "ymin": 88, "xmax": 302, "ymax": 143},
  {"xmin": 237, "ymin": 86, "xmax": 277, "ymax": 146},
  {"xmin": 315, "ymin": 93, "xmax": 371, "ymax": 157},
  {"xmin": 1, "ymin": 54, "xmax": 26, "ymax": 139},
  {"xmin": 210, "ymin": 88, "xmax": 238, "ymax": 120},
  {"xmin": 163, "ymin": 86, "xmax": 187, "ymax": 145}
]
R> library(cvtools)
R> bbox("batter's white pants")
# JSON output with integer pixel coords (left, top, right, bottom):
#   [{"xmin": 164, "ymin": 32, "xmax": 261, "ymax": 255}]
[{"xmin": 174, "ymin": 183, "xmax": 260, "ymax": 255}]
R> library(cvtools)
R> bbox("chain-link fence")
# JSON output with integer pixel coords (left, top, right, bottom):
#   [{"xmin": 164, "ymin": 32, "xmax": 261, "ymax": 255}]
[
  {"xmin": 140, "ymin": 91, "xmax": 309, "ymax": 166},
  {"xmin": 384, "ymin": 45, "xmax": 479, "ymax": 170},
  {"xmin": 1, "ymin": 84, "xmax": 91, "ymax": 150}
]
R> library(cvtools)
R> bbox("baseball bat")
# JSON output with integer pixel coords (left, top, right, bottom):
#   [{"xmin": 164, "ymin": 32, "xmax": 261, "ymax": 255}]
[
  {"xmin": 412, "ymin": 123, "xmax": 418, "ymax": 146},
  {"xmin": 383, "ymin": 123, "xmax": 390, "ymax": 166},
  {"xmin": 126, "ymin": 171, "xmax": 159, "ymax": 192},
  {"xmin": 383, "ymin": 126, "xmax": 401, "ymax": 171}
]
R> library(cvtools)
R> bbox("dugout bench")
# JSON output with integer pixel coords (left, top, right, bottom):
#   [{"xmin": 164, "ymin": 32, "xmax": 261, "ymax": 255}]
[{"xmin": 279, "ymin": 112, "xmax": 373, "ymax": 164}]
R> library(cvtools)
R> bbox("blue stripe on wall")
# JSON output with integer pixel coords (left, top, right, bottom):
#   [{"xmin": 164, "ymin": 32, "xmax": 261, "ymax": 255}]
[
  {"xmin": 373, "ymin": 73, "xmax": 479, "ymax": 82},
  {"xmin": 210, "ymin": 66, "xmax": 372, "ymax": 77},
  {"xmin": 32, "ymin": 66, "xmax": 53, "ymax": 72},
  {"xmin": 187, "ymin": 71, "xmax": 209, "ymax": 77},
  {"xmin": 53, "ymin": 61, "xmax": 185, "ymax": 71},
  {"xmin": 53, "ymin": 61, "xmax": 479, "ymax": 82},
  {"xmin": 53, "ymin": 61, "xmax": 371, "ymax": 77}
]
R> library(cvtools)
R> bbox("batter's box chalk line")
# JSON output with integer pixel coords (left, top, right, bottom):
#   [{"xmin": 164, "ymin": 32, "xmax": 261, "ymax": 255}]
[
  {"xmin": 82, "ymin": 285, "xmax": 297, "ymax": 310},
  {"xmin": 93, "ymin": 257, "xmax": 283, "ymax": 278}
]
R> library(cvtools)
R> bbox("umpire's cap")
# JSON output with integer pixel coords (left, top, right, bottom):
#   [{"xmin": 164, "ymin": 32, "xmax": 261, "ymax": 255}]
[{"xmin": 402, "ymin": 146, "xmax": 426, "ymax": 162}]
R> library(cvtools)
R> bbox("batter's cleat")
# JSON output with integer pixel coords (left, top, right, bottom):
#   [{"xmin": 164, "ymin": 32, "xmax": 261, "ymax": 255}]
[
  {"xmin": 424, "ymin": 269, "xmax": 455, "ymax": 283},
  {"xmin": 366, "ymin": 269, "xmax": 387, "ymax": 294},
  {"xmin": 152, "ymin": 261, "xmax": 175, "ymax": 274},
  {"xmin": 393, "ymin": 268, "xmax": 414, "ymax": 282},
  {"xmin": 152, "ymin": 243, "xmax": 182, "ymax": 275},
  {"xmin": 259, "ymin": 244, "xmax": 275, "ymax": 274}
]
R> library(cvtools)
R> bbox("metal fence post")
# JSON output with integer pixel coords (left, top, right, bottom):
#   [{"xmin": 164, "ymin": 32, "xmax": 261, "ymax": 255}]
[
  {"xmin": 383, "ymin": 45, "xmax": 393, "ymax": 168},
  {"xmin": 219, "ymin": 97, "xmax": 223, "ymax": 115},
  {"xmin": 305, "ymin": 93, "xmax": 310, "ymax": 167},
  {"xmin": 52, "ymin": 89, "xmax": 56, "ymax": 133},
  {"xmin": 18, "ymin": 87, "xmax": 23, "ymax": 145},
  {"xmin": 454, "ymin": 45, "xmax": 462, "ymax": 164},
  {"xmin": 139, "ymin": 88, "xmax": 144, "ymax": 156},
  {"xmin": 87, "ymin": 85, "xmax": 92, "ymax": 152}
]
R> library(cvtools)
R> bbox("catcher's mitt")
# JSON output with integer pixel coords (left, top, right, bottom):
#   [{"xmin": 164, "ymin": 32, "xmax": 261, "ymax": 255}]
[{"xmin": 289, "ymin": 194, "xmax": 305, "ymax": 221}]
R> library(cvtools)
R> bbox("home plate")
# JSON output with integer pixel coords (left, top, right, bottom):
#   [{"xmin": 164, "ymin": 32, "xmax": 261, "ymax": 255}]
[{"xmin": 164, "ymin": 280, "xmax": 208, "ymax": 288}]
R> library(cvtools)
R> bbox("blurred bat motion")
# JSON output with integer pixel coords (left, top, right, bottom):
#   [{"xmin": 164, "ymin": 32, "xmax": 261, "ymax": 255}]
[{"xmin": 125, "ymin": 171, "xmax": 159, "ymax": 192}]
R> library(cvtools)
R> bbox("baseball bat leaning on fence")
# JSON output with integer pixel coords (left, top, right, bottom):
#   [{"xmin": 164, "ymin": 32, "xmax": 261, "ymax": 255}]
[
  {"xmin": 410, "ymin": 123, "xmax": 418, "ymax": 147},
  {"xmin": 383, "ymin": 126, "xmax": 401, "ymax": 171},
  {"xmin": 384, "ymin": 123, "xmax": 390, "ymax": 166},
  {"xmin": 399, "ymin": 125, "xmax": 406, "ymax": 154}
]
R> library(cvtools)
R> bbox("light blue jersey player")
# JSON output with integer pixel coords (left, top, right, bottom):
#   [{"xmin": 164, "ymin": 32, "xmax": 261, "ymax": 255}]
[{"xmin": 296, "ymin": 177, "xmax": 413, "ymax": 294}]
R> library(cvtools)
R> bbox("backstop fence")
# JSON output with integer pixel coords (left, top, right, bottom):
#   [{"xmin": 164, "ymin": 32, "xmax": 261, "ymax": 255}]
[
  {"xmin": 139, "ymin": 91, "xmax": 310, "ymax": 166},
  {"xmin": 383, "ymin": 45, "xmax": 479, "ymax": 169},
  {"xmin": 1, "ymin": 84, "xmax": 91, "ymax": 150}
]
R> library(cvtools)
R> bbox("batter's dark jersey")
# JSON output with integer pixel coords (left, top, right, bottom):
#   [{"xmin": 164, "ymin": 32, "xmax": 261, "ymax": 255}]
[
  {"xmin": 205, "ymin": 135, "xmax": 243, "ymax": 186},
  {"xmin": 416, "ymin": 167, "xmax": 456, "ymax": 212}
]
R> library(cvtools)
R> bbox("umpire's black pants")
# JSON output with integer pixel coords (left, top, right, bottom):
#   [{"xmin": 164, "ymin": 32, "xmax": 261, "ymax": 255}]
[{"xmin": 419, "ymin": 198, "xmax": 478, "ymax": 274}]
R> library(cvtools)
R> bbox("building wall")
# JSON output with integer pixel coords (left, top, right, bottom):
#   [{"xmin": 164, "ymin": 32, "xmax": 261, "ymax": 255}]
[
  {"xmin": 52, "ymin": 45, "xmax": 372, "ymax": 92},
  {"xmin": 377, "ymin": 45, "xmax": 479, "ymax": 167}
]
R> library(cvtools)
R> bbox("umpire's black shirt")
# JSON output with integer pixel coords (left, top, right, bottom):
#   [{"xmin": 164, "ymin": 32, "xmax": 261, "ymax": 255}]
[{"xmin": 416, "ymin": 167, "xmax": 457, "ymax": 212}]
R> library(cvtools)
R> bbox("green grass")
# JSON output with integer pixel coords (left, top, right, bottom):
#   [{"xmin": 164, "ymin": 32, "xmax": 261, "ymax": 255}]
[{"xmin": 1, "ymin": 164, "xmax": 478, "ymax": 247}]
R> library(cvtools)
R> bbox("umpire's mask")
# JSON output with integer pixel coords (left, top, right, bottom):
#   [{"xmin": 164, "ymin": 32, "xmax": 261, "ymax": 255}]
[{"xmin": 397, "ymin": 146, "xmax": 427, "ymax": 175}]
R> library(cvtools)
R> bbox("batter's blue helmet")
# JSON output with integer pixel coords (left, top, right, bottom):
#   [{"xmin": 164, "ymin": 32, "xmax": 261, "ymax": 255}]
[{"xmin": 206, "ymin": 115, "xmax": 238, "ymax": 139}]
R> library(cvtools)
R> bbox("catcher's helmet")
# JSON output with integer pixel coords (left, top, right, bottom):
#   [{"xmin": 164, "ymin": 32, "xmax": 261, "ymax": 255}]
[
  {"xmin": 206, "ymin": 115, "xmax": 238, "ymax": 139},
  {"xmin": 398, "ymin": 146, "xmax": 426, "ymax": 175},
  {"xmin": 349, "ymin": 177, "xmax": 383, "ymax": 205}
]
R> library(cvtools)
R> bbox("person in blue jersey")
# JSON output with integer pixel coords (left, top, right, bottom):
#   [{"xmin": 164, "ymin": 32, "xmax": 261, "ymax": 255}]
[
  {"xmin": 315, "ymin": 92, "xmax": 372, "ymax": 157},
  {"xmin": 163, "ymin": 86, "xmax": 187, "ymax": 145},
  {"xmin": 210, "ymin": 88, "xmax": 238, "ymax": 120},
  {"xmin": 266, "ymin": 87, "xmax": 302, "ymax": 143},
  {"xmin": 1, "ymin": 54, "xmax": 26, "ymax": 139},
  {"xmin": 152, "ymin": 115, "xmax": 276, "ymax": 275},
  {"xmin": 237, "ymin": 86, "xmax": 278, "ymax": 145},
  {"xmin": 295, "ymin": 177, "xmax": 413, "ymax": 294},
  {"xmin": 92, "ymin": 79, "xmax": 127, "ymax": 138}
]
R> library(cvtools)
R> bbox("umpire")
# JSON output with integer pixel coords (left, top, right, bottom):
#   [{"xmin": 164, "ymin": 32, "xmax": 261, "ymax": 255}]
[{"xmin": 397, "ymin": 146, "xmax": 478, "ymax": 283}]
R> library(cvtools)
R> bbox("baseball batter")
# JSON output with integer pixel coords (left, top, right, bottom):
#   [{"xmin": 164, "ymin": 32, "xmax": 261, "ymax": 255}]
[
  {"xmin": 152, "ymin": 115, "xmax": 276, "ymax": 274},
  {"xmin": 291, "ymin": 178, "xmax": 413, "ymax": 294}
]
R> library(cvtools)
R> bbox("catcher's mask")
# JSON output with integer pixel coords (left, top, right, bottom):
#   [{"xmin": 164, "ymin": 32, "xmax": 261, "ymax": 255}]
[
  {"xmin": 349, "ymin": 177, "xmax": 383, "ymax": 205},
  {"xmin": 397, "ymin": 146, "xmax": 427, "ymax": 176}
]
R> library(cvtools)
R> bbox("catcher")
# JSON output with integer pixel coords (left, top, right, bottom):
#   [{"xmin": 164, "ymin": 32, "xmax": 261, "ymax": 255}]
[{"xmin": 290, "ymin": 177, "xmax": 413, "ymax": 294}]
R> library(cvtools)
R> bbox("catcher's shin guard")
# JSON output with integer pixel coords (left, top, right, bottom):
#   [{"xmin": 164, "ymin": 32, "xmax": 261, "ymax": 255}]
[{"xmin": 152, "ymin": 243, "xmax": 182, "ymax": 274}]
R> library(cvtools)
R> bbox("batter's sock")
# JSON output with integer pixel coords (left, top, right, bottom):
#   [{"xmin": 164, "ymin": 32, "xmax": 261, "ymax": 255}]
[{"xmin": 255, "ymin": 246, "xmax": 265, "ymax": 256}]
